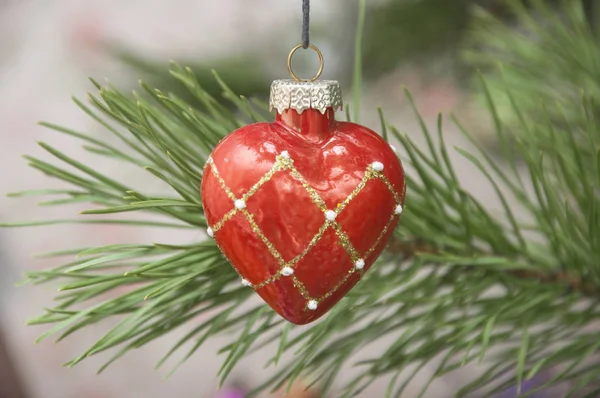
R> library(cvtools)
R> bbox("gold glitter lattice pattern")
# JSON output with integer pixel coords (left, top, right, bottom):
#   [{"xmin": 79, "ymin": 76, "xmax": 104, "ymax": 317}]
[{"xmin": 205, "ymin": 152, "xmax": 403, "ymax": 310}]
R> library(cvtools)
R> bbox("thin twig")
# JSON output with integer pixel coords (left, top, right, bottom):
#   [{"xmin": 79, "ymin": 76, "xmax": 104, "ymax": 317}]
[{"xmin": 386, "ymin": 236, "xmax": 598, "ymax": 298}]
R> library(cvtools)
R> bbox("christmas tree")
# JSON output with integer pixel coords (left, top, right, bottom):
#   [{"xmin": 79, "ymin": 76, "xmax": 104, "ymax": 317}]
[{"xmin": 3, "ymin": 0, "xmax": 600, "ymax": 396}]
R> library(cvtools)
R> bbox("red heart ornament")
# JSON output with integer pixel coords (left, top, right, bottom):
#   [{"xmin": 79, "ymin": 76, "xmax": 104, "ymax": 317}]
[{"xmin": 201, "ymin": 80, "xmax": 406, "ymax": 324}]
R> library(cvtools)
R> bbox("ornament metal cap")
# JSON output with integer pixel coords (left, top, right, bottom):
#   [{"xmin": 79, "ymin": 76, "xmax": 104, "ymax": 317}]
[
  {"xmin": 269, "ymin": 79, "xmax": 343, "ymax": 115},
  {"xmin": 270, "ymin": 43, "xmax": 343, "ymax": 114}
]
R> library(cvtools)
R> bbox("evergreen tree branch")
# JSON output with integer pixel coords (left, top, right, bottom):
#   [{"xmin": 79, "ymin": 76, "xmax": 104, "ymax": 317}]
[
  {"xmin": 387, "ymin": 236, "xmax": 599, "ymax": 298},
  {"xmin": 1, "ymin": 2, "xmax": 599, "ymax": 396}
]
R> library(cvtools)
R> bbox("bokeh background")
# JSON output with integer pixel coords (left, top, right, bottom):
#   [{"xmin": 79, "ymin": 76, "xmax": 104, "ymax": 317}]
[{"xmin": 0, "ymin": 0, "xmax": 567, "ymax": 397}]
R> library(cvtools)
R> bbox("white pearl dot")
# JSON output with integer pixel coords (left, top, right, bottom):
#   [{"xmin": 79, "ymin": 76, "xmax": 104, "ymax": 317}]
[
  {"xmin": 280, "ymin": 150, "xmax": 290, "ymax": 159},
  {"xmin": 206, "ymin": 227, "xmax": 214, "ymax": 238},
  {"xmin": 234, "ymin": 199, "xmax": 246, "ymax": 210},
  {"xmin": 241, "ymin": 279, "xmax": 252, "ymax": 287},
  {"xmin": 307, "ymin": 300, "xmax": 318, "ymax": 311},
  {"xmin": 395, "ymin": 204, "xmax": 404, "ymax": 215},
  {"xmin": 372, "ymin": 161, "xmax": 384, "ymax": 172},
  {"xmin": 281, "ymin": 267, "xmax": 294, "ymax": 276},
  {"xmin": 355, "ymin": 259, "xmax": 365, "ymax": 270},
  {"xmin": 325, "ymin": 210, "xmax": 337, "ymax": 222}
]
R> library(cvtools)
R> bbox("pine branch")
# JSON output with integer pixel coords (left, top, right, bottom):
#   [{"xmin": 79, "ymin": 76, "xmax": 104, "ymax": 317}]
[
  {"xmin": 1, "ymin": 1, "xmax": 599, "ymax": 396},
  {"xmin": 387, "ymin": 236, "xmax": 599, "ymax": 299}
]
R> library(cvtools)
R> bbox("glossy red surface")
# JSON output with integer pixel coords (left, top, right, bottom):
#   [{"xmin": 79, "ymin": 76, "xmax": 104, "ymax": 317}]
[{"xmin": 201, "ymin": 107, "xmax": 406, "ymax": 324}]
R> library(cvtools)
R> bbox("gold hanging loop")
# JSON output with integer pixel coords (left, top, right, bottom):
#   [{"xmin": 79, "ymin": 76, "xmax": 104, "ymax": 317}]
[{"xmin": 287, "ymin": 44, "xmax": 324, "ymax": 82}]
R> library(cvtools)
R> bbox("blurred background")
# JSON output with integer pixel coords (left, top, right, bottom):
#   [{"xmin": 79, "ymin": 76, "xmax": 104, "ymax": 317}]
[{"xmin": 0, "ymin": 0, "xmax": 578, "ymax": 397}]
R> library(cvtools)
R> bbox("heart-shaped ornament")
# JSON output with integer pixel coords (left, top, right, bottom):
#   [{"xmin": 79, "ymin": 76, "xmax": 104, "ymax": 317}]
[{"xmin": 201, "ymin": 79, "xmax": 406, "ymax": 324}]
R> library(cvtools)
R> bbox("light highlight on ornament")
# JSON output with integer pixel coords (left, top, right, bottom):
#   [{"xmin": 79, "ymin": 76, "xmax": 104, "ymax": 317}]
[
  {"xmin": 234, "ymin": 199, "xmax": 246, "ymax": 210},
  {"xmin": 280, "ymin": 150, "xmax": 290, "ymax": 159},
  {"xmin": 355, "ymin": 259, "xmax": 365, "ymax": 270},
  {"xmin": 390, "ymin": 145, "xmax": 397, "ymax": 154},
  {"xmin": 372, "ymin": 161, "xmax": 384, "ymax": 171},
  {"xmin": 281, "ymin": 267, "xmax": 294, "ymax": 276},
  {"xmin": 307, "ymin": 300, "xmax": 318, "ymax": 311},
  {"xmin": 207, "ymin": 227, "xmax": 214, "ymax": 238},
  {"xmin": 241, "ymin": 279, "xmax": 252, "ymax": 287},
  {"xmin": 325, "ymin": 210, "xmax": 337, "ymax": 222}
]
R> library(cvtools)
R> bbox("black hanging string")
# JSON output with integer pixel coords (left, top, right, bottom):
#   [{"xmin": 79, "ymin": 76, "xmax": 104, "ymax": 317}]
[{"xmin": 302, "ymin": 0, "xmax": 310, "ymax": 48}]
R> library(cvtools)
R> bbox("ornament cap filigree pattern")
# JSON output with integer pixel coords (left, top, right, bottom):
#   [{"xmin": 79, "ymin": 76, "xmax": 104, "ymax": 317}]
[{"xmin": 269, "ymin": 79, "xmax": 343, "ymax": 114}]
